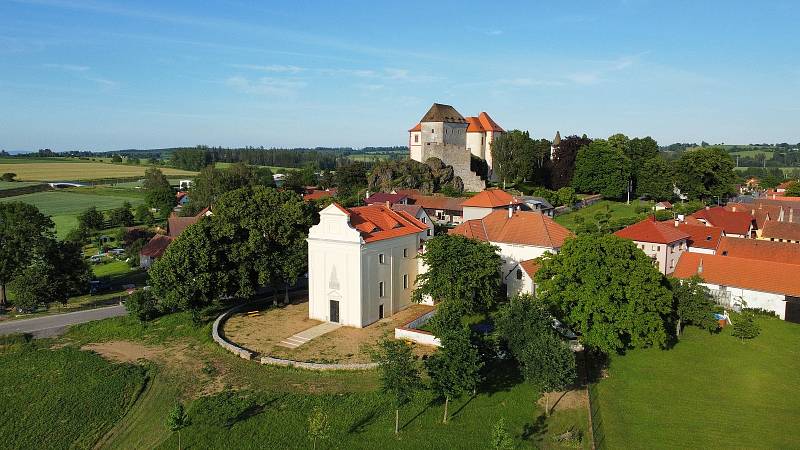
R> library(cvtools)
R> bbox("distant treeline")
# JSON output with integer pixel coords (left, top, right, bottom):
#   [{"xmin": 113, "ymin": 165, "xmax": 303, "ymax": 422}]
[{"xmin": 170, "ymin": 146, "xmax": 408, "ymax": 171}]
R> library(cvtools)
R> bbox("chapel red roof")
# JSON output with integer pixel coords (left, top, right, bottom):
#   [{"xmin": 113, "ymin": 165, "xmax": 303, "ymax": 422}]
[
  {"xmin": 614, "ymin": 217, "xmax": 690, "ymax": 244},
  {"xmin": 450, "ymin": 209, "xmax": 573, "ymax": 248},
  {"xmin": 673, "ymin": 252, "xmax": 800, "ymax": 297},
  {"xmin": 346, "ymin": 203, "xmax": 427, "ymax": 243}
]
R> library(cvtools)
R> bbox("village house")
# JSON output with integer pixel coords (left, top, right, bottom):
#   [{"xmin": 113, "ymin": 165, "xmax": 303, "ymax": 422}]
[
  {"xmin": 391, "ymin": 204, "xmax": 434, "ymax": 239},
  {"xmin": 408, "ymin": 103, "xmax": 499, "ymax": 189},
  {"xmin": 614, "ymin": 217, "xmax": 690, "ymax": 274},
  {"xmin": 364, "ymin": 192, "xmax": 409, "ymax": 206},
  {"xmin": 461, "ymin": 188, "xmax": 524, "ymax": 221},
  {"xmin": 675, "ymin": 222, "xmax": 723, "ymax": 254},
  {"xmin": 394, "ymin": 189, "xmax": 465, "ymax": 225},
  {"xmin": 449, "ymin": 207, "xmax": 573, "ymax": 276},
  {"xmin": 655, "ymin": 201, "xmax": 673, "ymax": 211},
  {"xmin": 760, "ymin": 220, "xmax": 800, "ymax": 244},
  {"xmin": 306, "ymin": 203, "xmax": 431, "ymax": 328},
  {"xmin": 303, "ymin": 188, "xmax": 337, "ymax": 202},
  {"xmin": 716, "ymin": 236, "xmax": 800, "ymax": 264},
  {"xmin": 505, "ymin": 259, "xmax": 541, "ymax": 298},
  {"xmin": 691, "ymin": 206, "xmax": 755, "ymax": 238},
  {"xmin": 519, "ymin": 196, "xmax": 556, "ymax": 217},
  {"xmin": 139, "ymin": 207, "xmax": 211, "ymax": 269},
  {"xmin": 674, "ymin": 252, "xmax": 800, "ymax": 322}
]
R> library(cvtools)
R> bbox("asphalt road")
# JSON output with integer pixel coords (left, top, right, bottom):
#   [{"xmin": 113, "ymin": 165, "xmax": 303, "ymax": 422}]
[{"xmin": 0, "ymin": 305, "xmax": 127, "ymax": 338}]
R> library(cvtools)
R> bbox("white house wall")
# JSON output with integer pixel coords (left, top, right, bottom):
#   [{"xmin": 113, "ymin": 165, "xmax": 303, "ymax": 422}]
[
  {"xmin": 359, "ymin": 234, "xmax": 422, "ymax": 327},
  {"xmin": 493, "ymin": 242, "xmax": 552, "ymax": 274},
  {"xmin": 505, "ymin": 270, "xmax": 534, "ymax": 298},
  {"xmin": 307, "ymin": 239, "xmax": 363, "ymax": 327},
  {"xmin": 701, "ymin": 282, "xmax": 787, "ymax": 320}
]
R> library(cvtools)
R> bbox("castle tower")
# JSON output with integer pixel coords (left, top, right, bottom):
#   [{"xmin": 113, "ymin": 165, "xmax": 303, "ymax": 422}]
[{"xmin": 550, "ymin": 131, "xmax": 561, "ymax": 161}]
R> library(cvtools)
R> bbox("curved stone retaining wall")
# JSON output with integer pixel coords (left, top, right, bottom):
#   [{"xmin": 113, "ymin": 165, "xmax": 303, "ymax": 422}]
[{"xmin": 213, "ymin": 303, "xmax": 377, "ymax": 371}]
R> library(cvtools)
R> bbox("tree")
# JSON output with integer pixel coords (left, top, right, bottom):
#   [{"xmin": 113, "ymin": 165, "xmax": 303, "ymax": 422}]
[
  {"xmin": 1, "ymin": 172, "xmax": 16, "ymax": 182},
  {"xmin": 535, "ymin": 234, "xmax": 673, "ymax": 354},
  {"xmin": 0, "ymin": 202, "xmax": 54, "ymax": 306},
  {"xmin": 370, "ymin": 338, "xmax": 421, "ymax": 434},
  {"xmin": 212, "ymin": 186, "xmax": 314, "ymax": 303},
  {"xmin": 412, "ymin": 234, "xmax": 502, "ymax": 314},
  {"xmin": 307, "ymin": 405, "xmax": 330, "ymax": 450},
  {"xmin": 571, "ymin": 140, "xmax": 632, "ymax": 199},
  {"xmin": 109, "ymin": 202, "xmax": 134, "ymax": 227},
  {"xmin": 146, "ymin": 188, "xmax": 176, "ymax": 218},
  {"xmin": 607, "ymin": 133, "xmax": 630, "ymax": 155},
  {"xmin": 134, "ymin": 204, "xmax": 155, "ymax": 225},
  {"xmin": 335, "ymin": 160, "xmax": 368, "ymax": 195},
  {"xmin": 490, "ymin": 418, "xmax": 515, "ymax": 450},
  {"xmin": 556, "ymin": 187, "xmax": 577, "ymax": 207},
  {"xmin": 495, "ymin": 294, "xmax": 576, "ymax": 414},
  {"xmin": 549, "ymin": 135, "xmax": 592, "ymax": 189},
  {"xmin": 732, "ymin": 312, "xmax": 760, "ymax": 342},
  {"xmin": 490, "ymin": 130, "xmax": 540, "ymax": 184},
  {"xmin": 77, "ymin": 206, "xmax": 105, "ymax": 230},
  {"xmin": 166, "ymin": 402, "xmax": 189, "ymax": 450},
  {"xmin": 636, "ymin": 156, "xmax": 674, "ymax": 200},
  {"xmin": 784, "ymin": 181, "xmax": 800, "ymax": 197},
  {"xmin": 143, "ymin": 167, "xmax": 171, "ymax": 191},
  {"xmin": 111, "ymin": 154, "xmax": 123, "ymax": 163},
  {"xmin": 626, "ymin": 137, "xmax": 659, "ymax": 167},
  {"xmin": 670, "ymin": 276, "xmax": 718, "ymax": 336},
  {"xmin": 7, "ymin": 261, "xmax": 51, "ymax": 311},
  {"xmin": 125, "ymin": 289, "xmax": 161, "ymax": 321},
  {"xmin": 425, "ymin": 326, "xmax": 483, "ymax": 424},
  {"xmin": 252, "ymin": 166, "xmax": 276, "ymax": 187},
  {"xmin": 673, "ymin": 147, "xmax": 736, "ymax": 201}
]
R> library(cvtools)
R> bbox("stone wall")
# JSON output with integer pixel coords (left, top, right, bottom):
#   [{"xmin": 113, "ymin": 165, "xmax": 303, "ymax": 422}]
[{"xmin": 421, "ymin": 143, "xmax": 485, "ymax": 192}]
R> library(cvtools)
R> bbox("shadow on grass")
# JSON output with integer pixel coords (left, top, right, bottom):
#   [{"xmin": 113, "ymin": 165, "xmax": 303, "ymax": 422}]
[
  {"xmin": 349, "ymin": 407, "xmax": 380, "ymax": 433},
  {"xmin": 400, "ymin": 400, "xmax": 433, "ymax": 431},
  {"xmin": 521, "ymin": 413, "xmax": 548, "ymax": 441},
  {"xmin": 479, "ymin": 358, "xmax": 524, "ymax": 395}
]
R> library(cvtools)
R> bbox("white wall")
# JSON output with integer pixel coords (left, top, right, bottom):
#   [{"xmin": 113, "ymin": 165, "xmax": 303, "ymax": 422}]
[
  {"xmin": 360, "ymin": 234, "xmax": 422, "ymax": 327},
  {"xmin": 702, "ymin": 282, "xmax": 787, "ymax": 319},
  {"xmin": 688, "ymin": 246, "xmax": 715, "ymax": 255},
  {"xmin": 631, "ymin": 239, "xmax": 687, "ymax": 274},
  {"xmin": 409, "ymin": 131, "xmax": 422, "ymax": 162},
  {"xmin": 505, "ymin": 267, "xmax": 534, "ymax": 298},
  {"xmin": 494, "ymin": 242, "xmax": 553, "ymax": 274},
  {"xmin": 463, "ymin": 205, "xmax": 495, "ymax": 221},
  {"xmin": 466, "ymin": 132, "xmax": 484, "ymax": 159}
]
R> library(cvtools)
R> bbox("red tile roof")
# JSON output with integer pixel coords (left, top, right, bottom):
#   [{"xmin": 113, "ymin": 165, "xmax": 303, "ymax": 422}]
[
  {"xmin": 478, "ymin": 112, "xmax": 504, "ymax": 132},
  {"xmin": 168, "ymin": 208, "xmax": 208, "ymax": 238},
  {"xmin": 674, "ymin": 252, "xmax": 800, "ymax": 297},
  {"xmin": 303, "ymin": 188, "xmax": 336, "ymax": 201},
  {"xmin": 716, "ymin": 236, "xmax": 800, "ymax": 264},
  {"xmin": 465, "ymin": 116, "xmax": 484, "ymax": 132},
  {"xmin": 408, "ymin": 123, "xmax": 421, "ymax": 132},
  {"xmin": 391, "ymin": 204, "xmax": 424, "ymax": 216},
  {"xmin": 656, "ymin": 201, "xmax": 672, "ymax": 208},
  {"xmin": 674, "ymin": 223, "xmax": 723, "ymax": 250},
  {"xmin": 139, "ymin": 234, "xmax": 174, "ymax": 258},
  {"xmin": 346, "ymin": 203, "xmax": 427, "ymax": 243},
  {"xmin": 365, "ymin": 192, "xmax": 408, "ymax": 205},
  {"xmin": 519, "ymin": 259, "xmax": 541, "ymax": 278},
  {"xmin": 614, "ymin": 217, "xmax": 690, "ymax": 244},
  {"xmin": 691, "ymin": 207, "xmax": 754, "ymax": 235},
  {"xmin": 450, "ymin": 209, "xmax": 573, "ymax": 248},
  {"xmin": 761, "ymin": 221, "xmax": 800, "ymax": 241},
  {"xmin": 460, "ymin": 188, "xmax": 521, "ymax": 208}
]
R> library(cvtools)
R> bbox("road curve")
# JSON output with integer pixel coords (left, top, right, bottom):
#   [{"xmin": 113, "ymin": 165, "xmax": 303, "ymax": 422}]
[{"xmin": 0, "ymin": 305, "xmax": 127, "ymax": 338}]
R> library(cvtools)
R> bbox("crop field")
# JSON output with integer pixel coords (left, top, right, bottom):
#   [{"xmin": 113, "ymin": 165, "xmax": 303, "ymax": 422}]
[
  {"xmin": 0, "ymin": 160, "xmax": 196, "ymax": 181},
  {"xmin": 0, "ymin": 189, "xmax": 145, "ymax": 237},
  {"xmin": 592, "ymin": 318, "xmax": 800, "ymax": 449},
  {"xmin": 0, "ymin": 343, "xmax": 146, "ymax": 450}
]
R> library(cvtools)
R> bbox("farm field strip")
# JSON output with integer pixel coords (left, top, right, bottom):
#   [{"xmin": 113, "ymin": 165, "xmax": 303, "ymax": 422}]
[{"xmin": 0, "ymin": 161, "xmax": 196, "ymax": 181}]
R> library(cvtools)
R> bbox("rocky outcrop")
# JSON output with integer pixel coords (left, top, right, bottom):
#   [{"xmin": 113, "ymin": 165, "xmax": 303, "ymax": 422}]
[{"xmin": 367, "ymin": 157, "xmax": 465, "ymax": 194}]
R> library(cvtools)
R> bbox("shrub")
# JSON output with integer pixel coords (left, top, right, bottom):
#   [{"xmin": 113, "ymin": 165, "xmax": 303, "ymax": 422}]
[
  {"xmin": 654, "ymin": 210, "xmax": 673, "ymax": 221},
  {"xmin": 732, "ymin": 312, "xmax": 760, "ymax": 341},
  {"xmin": 125, "ymin": 289, "xmax": 161, "ymax": 321}
]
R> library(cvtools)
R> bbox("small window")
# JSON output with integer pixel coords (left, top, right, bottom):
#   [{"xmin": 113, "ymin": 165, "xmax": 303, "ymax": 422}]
[
  {"xmin": 421, "ymin": 216, "xmax": 427, "ymax": 223},
  {"xmin": 427, "ymin": 229, "xmax": 432, "ymax": 237},
  {"xmin": 414, "ymin": 135, "xmax": 419, "ymax": 143},
  {"xmin": 379, "ymin": 281, "xmax": 385, "ymax": 297},
  {"xmin": 403, "ymin": 248, "xmax": 408, "ymax": 258},
  {"xmin": 379, "ymin": 253, "xmax": 385, "ymax": 264},
  {"xmin": 403, "ymin": 274, "xmax": 408, "ymax": 289},
  {"xmin": 516, "ymin": 269, "xmax": 523, "ymax": 280}
]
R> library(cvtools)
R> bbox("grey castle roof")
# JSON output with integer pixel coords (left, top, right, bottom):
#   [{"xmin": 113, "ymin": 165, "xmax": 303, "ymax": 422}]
[
  {"xmin": 553, "ymin": 131, "xmax": 561, "ymax": 146},
  {"xmin": 420, "ymin": 103, "xmax": 467, "ymax": 124}
]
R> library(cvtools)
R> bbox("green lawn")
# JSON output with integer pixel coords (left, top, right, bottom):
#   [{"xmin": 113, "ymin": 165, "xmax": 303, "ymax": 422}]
[
  {"xmin": 592, "ymin": 318, "xmax": 800, "ymax": 449},
  {"xmin": 0, "ymin": 189, "xmax": 145, "ymax": 237},
  {"xmin": 0, "ymin": 181, "xmax": 44, "ymax": 190},
  {"xmin": 0, "ymin": 343, "xmax": 147, "ymax": 450},
  {"xmin": 554, "ymin": 200, "xmax": 649, "ymax": 232}
]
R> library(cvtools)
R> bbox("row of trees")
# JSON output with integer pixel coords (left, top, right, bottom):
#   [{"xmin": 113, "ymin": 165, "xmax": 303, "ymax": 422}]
[{"xmin": 170, "ymin": 146, "xmax": 402, "ymax": 171}]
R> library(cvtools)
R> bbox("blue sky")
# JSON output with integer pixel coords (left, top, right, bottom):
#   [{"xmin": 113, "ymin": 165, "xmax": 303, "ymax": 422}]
[{"xmin": 1, "ymin": 0, "xmax": 799, "ymax": 151}]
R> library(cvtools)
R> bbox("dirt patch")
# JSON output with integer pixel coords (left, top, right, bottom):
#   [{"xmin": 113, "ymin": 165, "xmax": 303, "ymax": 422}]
[
  {"xmin": 537, "ymin": 389, "xmax": 588, "ymax": 412},
  {"xmin": 224, "ymin": 298, "xmax": 435, "ymax": 364},
  {"xmin": 83, "ymin": 341, "xmax": 161, "ymax": 363}
]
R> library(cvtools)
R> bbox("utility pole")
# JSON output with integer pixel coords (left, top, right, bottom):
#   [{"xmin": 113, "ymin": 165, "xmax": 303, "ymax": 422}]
[{"xmin": 626, "ymin": 179, "xmax": 632, "ymax": 205}]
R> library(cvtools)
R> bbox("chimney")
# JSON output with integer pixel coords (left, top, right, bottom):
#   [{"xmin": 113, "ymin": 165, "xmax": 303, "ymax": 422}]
[
  {"xmin": 508, "ymin": 201, "xmax": 513, "ymax": 218},
  {"xmin": 385, "ymin": 201, "xmax": 391, "ymax": 209},
  {"xmin": 791, "ymin": 208, "xmax": 794, "ymax": 223},
  {"xmin": 698, "ymin": 258, "xmax": 703, "ymax": 274},
  {"xmin": 365, "ymin": 190, "xmax": 370, "ymax": 199},
  {"xmin": 751, "ymin": 209, "xmax": 755, "ymax": 216},
  {"xmin": 705, "ymin": 206, "xmax": 710, "ymax": 210}
]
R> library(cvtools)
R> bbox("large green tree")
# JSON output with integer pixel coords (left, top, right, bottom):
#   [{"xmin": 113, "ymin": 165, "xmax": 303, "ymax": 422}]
[
  {"xmin": 212, "ymin": 186, "xmax": 313, "ymax": 303},
  {"xmin": 535, "ymin": 234, "xmax": 673, "ymax": 354},
  {"xmin": 571, "ymin": 139, "xmax": 632, "ymax": 199},
  {"xmin": 549, "ymin": 135, "xmax": 592, "ymax": 189},
  {"xmin": 412, "ymin": 234, "xmax": 501, "ymax": 314},
  {"xmin": 673, "ymin": 146, "xmax": 736, "ymax": 201},
  {"xmin": 145, "ymin": 188, "xmax": 176, "ymax": 218},
  {"xmin": 143, "ymin": 167, "xmax": 171, "ymax": 191},
  {"xmin": 77, "ymin": 206, "xmax": 106, "ymax": 231},
  {"xmin": 490, "ymin": 130, "xmax": 542, "ymax": 184},
  {"xmin": 636, "ymin": 155, "xmax": 674, "ymax": 200},
  {"xmin": 0, "ymin": 202, "xmax": 54, "ymax": 306},
  {"xmin": 7, "ymin": 240, "xmax": 90, "ymax": 309},
  {"xmin": 371, "ymin": 337, "xmax": 422, "ymax": 434}
]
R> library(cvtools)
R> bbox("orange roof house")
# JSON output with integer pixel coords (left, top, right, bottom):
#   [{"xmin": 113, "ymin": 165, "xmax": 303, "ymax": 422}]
[
  {"xmin": 716, "ymin": 236, "xmax": 800, "ymax": 264},
  {"xmin": 761, "ymin": 221, "xmax": 800, "ymax": 243},
  {"xmin": 450, "ymin": 209, "xmax": 572, "ymax": 249},
  {"xmin": 675, "ymin": 223, "xmax": 723, "ymax": 252},
  {"xmin": 461, "ymin": 188, "xmax": 524, "ymax": 220},
  {"xmin": 345, "ymin": 204, "xmax": 428, "ymax": 243},
  {"xmin": 674, "ymin": 252, "xmax": 800, "ymax": 299},
  {"xmin": 691, "ymin": 207, "xmax": 755, "ymax": 237},
  {"xmin": 615, "ymin": 216, "xmax": 690, "ymax": 244}
]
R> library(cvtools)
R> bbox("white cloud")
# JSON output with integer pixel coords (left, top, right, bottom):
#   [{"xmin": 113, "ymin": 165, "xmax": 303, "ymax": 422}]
[
  {"xmin": 225, "ymin": 76, "xmax": 306, "ymax": 96},
  {"xmin": 43, "ymin": 63, "xmax": 90, "ymax": 72},
  {"xmin": 229, "ymin": 64, "xmax": 305, "ymax": 74},
  {"xmin": 485, "ymin": 29, "xmax": 503, "ymax": 36}
]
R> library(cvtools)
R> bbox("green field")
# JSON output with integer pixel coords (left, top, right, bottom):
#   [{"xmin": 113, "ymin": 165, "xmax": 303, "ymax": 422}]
[
  {"xmin": 0, "ymin": 159, "xmax": 196, "ymax": 181},
  {"xmin": 554, "ymin": 200, "xmax": 648, "ymax": 231},
  {"xmin": 0, "ymin": 343, "xmax": 147, "ymax": 450},
  {"xmin": 0, "ymin": 189, "xmax": 145, "ymax": 237},
  {"xmin": 0, "ymin": 181, "xmax": 44, "ymax": 190},
  {"xmin": 592, "ymin": 317, "xmax": 800, "ymax": 449}
]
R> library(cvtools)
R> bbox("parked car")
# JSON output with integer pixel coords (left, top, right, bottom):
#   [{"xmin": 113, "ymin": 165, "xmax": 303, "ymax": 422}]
[
  {"xmin": 109, "ymin": 248, "xmax": 125, "ymax": 256},
  {"xmin": 89, "ymin": 255, "xmax": 103, "ymax": 264}
]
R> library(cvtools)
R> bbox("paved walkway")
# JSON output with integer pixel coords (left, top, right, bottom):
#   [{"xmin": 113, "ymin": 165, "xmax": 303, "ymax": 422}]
[
  {"xmin": 277, "ymin": 322, "xmax": 341, "ymax": 349},
  {"xmin": 0, "ymin": 305, "xmax": 127, "ymax": 338}
]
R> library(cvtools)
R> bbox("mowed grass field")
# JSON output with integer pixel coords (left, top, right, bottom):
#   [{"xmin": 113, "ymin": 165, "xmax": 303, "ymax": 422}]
[
  {"xmin": 593, "ymin": 318, "xmax": 800, "ymax": 449},
  {"xmin": 0, "ymin": 188, "xmax": 145, "ymax": 237},
  {"xmin": 0, "ymin": 343, "xmax": 146, "ymax": 450},
  {"xmin": 0, "ymin": 159, "xmax": 196, "ymax": 181},
  {"xmin": 0, "ymin": 181, "xmax": 44, "ymax": 190},
  {"xmin": 554, "ymin": 200, "xmax": 648, "ymax": 231}
]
